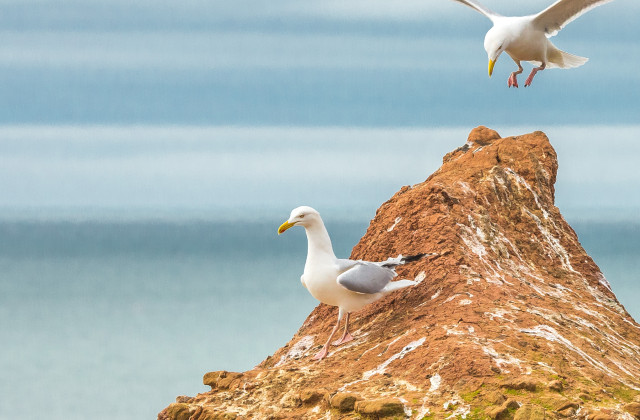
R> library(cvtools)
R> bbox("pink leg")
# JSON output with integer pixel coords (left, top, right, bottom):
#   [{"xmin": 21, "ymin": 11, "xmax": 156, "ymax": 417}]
[
  {"xmin": 332, "ymin": 312, "xmax": 354, "ymax": 346},
  {"xmin": 508, "ymin": 63, "xmax": 523, "ymax": 88},
  {"xmin": 525, "ymin": 62, "xmax": 546, "ymax": 87},
  {"xmin": 312, "ymin": 309, "xmax": 344, "ymax": 360}
]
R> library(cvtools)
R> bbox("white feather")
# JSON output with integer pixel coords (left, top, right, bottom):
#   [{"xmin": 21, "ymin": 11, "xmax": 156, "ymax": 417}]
[
  {"xmin": 533, "ymin": 0, "xmax": 616, "ymax": 37},
  {"xmin": 449, "ymin": 0, "xmax": 501, "ymax": 21}
]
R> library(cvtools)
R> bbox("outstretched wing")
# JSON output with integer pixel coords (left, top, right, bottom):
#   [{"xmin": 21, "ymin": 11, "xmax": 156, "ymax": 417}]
[
  {"xmin": 449, "ymin": 0, "xmax": 501, "ymax": 22},
  {"xmin": 533, "ymin": 0, "xmax": 614, "ymax": 37},
  {"xmin": 336, "ymin": 261, "xmax": 396, "ymax": 294}
]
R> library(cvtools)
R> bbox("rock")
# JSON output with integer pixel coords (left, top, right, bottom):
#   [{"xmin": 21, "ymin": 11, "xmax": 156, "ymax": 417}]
[
  {"xmin": 158, "ymin": 403, "xmax": 191, "ymax": 420},
  {"xmin": 578, "ymin": 392, "xmax": 592, "ymax": 401},
  {"xmin": 279, "ymin": 392, "xmax": 301, "ymax": 409},
  {"xmin": 175, "ymin": 396, "xmax": 194, "ymax": 404},
  {"xmin": 501, "ymin": 379, "xmax": 538, "ymax": 392},
  {"xmin": 159, "ymin": 127, "xmax": 640, "ymax": 419},
  {"xmin": 487, "ymin": 399, "xmax": 519, "ymax": 419},
  {"xmin": 537, "ymin": 395, "xmax": 579, "ymax": 413},
  {"xmin": 217, "ymin": 373, "xmax": 243, "ymax": 390},
  {"xmin": 557, "ymin": 406, "xmax": 577, "ymax": 418},
  {"xmin": 556, "ymin": 401, "xmax": 580, "ymax": 412},
  {"xmin": 203, "ymin": 371, "xmax": 224, "ymax": 388},
  {"xmin": 467, "ymin": 125, "xmax": 501, "ymax": 146},
  {"xmin": 190, "ymin": 407, "xmax": 237, "ymax": 420},
  {"xmin": 514, "ymin": 404, "xmax": 546, "ymax": 420},
  {"xmin": 587, "ymin": 413, "xmax": 616, "ymax": 420},
  {"xmin": 299, "ymin": 388, "xmax": 325, "ymax": 405},
  {"xmin": 202, "ymin": 371, "xmax": 243, "ymax": 390},
  {"xmin": 548, "ymin": 380, "xmax": 563, "ymax": 392},
  {"xmin": 329, "ymin": 393, "xmax": 358, "ymax": 412},
  {"xmin": 625, "ymin": 402, "xmax": 640, "ymax": 419},
  {"xmin": 354, "ymin": 399, "xmax": 406, "ymax": 417},
  {"xmin": 486, "ymin": 390, "xmax": 507, "ymax": 405}
]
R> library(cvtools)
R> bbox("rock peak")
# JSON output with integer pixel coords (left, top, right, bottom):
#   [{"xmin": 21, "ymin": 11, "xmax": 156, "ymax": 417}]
[
  {"xmin": 160, "ymin": 128, "xmax": 640, "ymax": 420},
  {"xmin": 467, "ymin": 125, "xmax": 501, "ymax": 145}
]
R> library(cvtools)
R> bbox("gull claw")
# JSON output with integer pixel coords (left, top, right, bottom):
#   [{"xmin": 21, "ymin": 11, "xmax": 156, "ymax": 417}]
[
  {"xmin": 332, "ymin": 331, "xmax": 354, "ymax": 346},
  {"xmin": 312, "ymin": 346, "xmax": 329, "ymax": 360},
  {"xmin": 507, "ymin": 73, "xmax": 519, "ymax": 88}
]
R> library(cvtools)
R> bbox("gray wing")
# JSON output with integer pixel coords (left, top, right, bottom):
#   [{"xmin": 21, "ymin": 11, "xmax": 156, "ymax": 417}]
[
  {"xmin": 336, "ymin": 261, "xmax": 396, "ymax": 294},
  {"xmin": 335, "ymin": 259, "xmax": 359, "ymax": 273},
  {"xmin": 449, "ymin": 0, "xmax": 501, "ymax": 21},
  {"xmin": 533, "ymin": 0, "xmax": 614, "ymax": 37}
]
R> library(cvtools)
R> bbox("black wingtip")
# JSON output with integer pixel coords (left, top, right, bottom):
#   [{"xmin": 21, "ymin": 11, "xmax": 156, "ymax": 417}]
[{"xmin": 401, "ymin": 252, "xmax": 438, "ymax": 263}]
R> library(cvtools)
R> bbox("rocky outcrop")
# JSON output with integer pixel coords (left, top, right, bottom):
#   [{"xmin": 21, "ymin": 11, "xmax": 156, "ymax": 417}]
[{"xmin": 159, "ymin": 127, "xmax": 640, "ymax": 419}]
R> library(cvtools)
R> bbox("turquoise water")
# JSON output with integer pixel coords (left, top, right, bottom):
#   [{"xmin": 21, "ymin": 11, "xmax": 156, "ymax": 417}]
[
  {"xmin": 0, "ymin": 219, "xmax": 638, "ymax": 419},
  {"xmin": 0, "ymin": 219, "xmax": 366, "ymax": 419}
]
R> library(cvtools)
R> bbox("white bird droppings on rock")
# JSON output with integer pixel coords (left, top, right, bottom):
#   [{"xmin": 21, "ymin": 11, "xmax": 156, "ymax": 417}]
[
  {"xmin": 429, "ymin": 373, "xmax": 442, "ymax": 392},
  {"xmin": 387, "ymin": 217, "xmax": 402, "ymax": 232},
  {"xmin": 363, "ymin": 337, "xmax": 426, "ymax": 380},
  {"xmin": 275, "ymin": 335, "xmax": 314, "ymax": 367}
]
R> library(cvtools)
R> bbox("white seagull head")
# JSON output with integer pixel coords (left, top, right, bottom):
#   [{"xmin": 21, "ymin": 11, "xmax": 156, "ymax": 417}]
[
  {"xmin": 484, "ymin": 25, "xmax": 510, "ymax": 77},
  {"xmin": 278, "ymin": 206, "xmax": 321, "ymax": 234}
]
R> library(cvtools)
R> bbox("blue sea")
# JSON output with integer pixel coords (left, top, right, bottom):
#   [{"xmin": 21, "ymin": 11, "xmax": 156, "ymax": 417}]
[
  {"xmin": 0, "ymin": 217, "xmax": 638, "ymax": 420},
  {"xmin": 0, "ymin": 217, "xmax": 366, "ymax": 419}
]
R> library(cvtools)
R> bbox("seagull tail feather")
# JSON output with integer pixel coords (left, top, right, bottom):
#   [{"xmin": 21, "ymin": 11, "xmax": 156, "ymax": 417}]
[
  {"xmin": 547, "ymin": 48, "xmax": 588, "ymax": 69},
  {"xmin": 382, "ymin": 279, "xmax": 417, "ymax": 293}
]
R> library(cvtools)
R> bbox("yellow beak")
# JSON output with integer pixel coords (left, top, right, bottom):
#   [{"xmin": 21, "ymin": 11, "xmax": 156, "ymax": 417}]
[
  {"xmin": 278, "ymin": 220, "xmax": 296, "ymax": 235},
  {"xmin": 488, "ymin": 59, "xmax": 495, "ymax": 77}
]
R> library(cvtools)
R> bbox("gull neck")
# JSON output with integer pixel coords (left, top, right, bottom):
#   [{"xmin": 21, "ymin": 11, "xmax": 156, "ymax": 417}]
[{"xmin": 304, "ymin": 220, "xmax": 336, "ymax": 261}]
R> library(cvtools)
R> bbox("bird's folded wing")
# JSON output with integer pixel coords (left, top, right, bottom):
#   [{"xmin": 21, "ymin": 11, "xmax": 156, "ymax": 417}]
[
  {"xmin": 374, "ymin": 256, "xmax": 403, "ymax": 268},
  {"xmin": 533, "ymin": 0, "xmax": 614, "ymax": 37},
  {"xmin": 449, "ymin": 0, "xmax": 501, "ymax": 21},
  {"xmin": 336, "ymin": 261, "xmax": 395, "ymax": 294},
  {"xmin": 336, "ymin": 259, "xmax": 359, "ymax": 273}
]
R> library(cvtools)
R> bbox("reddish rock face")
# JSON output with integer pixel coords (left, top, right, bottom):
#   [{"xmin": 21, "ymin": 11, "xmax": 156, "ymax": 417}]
[{"xmin": 159, "ymin": 127, "xmax": 640, "ymax": 419}]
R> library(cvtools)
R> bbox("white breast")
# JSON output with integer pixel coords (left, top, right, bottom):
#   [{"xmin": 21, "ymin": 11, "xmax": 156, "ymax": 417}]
[
  {"xmin": 303, "ymin": 260, "xmax": 382, "ymax": 312},
  {"xmin": 504, "ymin": 19, "xmax": 548, "ymax": 62},
  {"xmin": 303, "ymin": 261, "xmax": 344, "ymax": 307}
]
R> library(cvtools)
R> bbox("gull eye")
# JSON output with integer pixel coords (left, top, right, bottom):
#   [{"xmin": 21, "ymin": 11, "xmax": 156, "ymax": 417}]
[{"xmin": 299, "ymin": 214, "xmax": 305, "ymax": 219}]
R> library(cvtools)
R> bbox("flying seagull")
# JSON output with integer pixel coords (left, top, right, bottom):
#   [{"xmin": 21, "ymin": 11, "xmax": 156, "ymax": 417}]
[
  {"xmin": 278, "ymin": 206, "xmax": 433, "ymax": 360},
  {"xmin": 450, "ymin": 0, "xmax": 614, "ymax": 87}
]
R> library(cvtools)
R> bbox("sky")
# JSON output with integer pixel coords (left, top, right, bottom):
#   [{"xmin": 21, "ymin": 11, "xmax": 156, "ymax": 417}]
[
  {"xmin": 0, "ymin": 0, "xmax": 638, "ymax": 126},
  {"xmin": 0, "ymin": 0, "xmax": 638, "ymax": 217}
]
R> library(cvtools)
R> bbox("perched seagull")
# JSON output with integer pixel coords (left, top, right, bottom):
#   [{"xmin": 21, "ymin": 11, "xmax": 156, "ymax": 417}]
[
  {"xmin": 278, "ymin": 206, "xmax": 432, "ymax": 360},
  {"xmin": 450, "ymin": 0, "xmax": 614, "ymax": 87}
]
